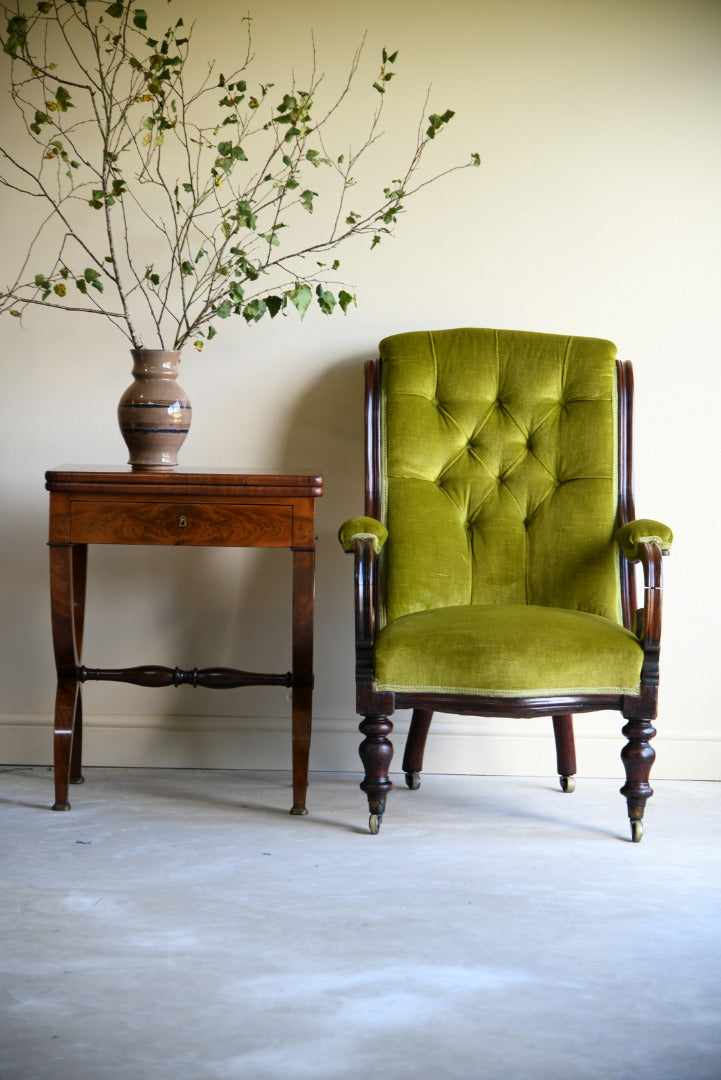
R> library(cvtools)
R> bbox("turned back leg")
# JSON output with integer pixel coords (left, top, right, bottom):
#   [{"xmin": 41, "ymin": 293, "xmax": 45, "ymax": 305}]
[
  {"xmin": 402, "ymin": 709, "xmax": 433, "ymax": 790},
  {"xmin": 552, "ymin": 713, "xmax": 577, "ymax": 792}
]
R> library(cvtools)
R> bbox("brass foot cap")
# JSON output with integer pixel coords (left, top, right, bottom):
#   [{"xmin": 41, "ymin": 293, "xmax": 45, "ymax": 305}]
[
  {"xmin": 52, "ymin": 802, "xmax": 71, "ymax": 812},
  {"xmin": 289, "ymin": 806, "xmax": 309, "ymax": 816},
  {"xmin": 69, "ymin": 775, "xmax": 85, "ymax": 785}
]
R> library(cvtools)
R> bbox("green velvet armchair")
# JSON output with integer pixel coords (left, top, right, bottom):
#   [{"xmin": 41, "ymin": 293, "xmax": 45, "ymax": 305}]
[{"xmin": 339, "ymin": 328, "xmax": 672, "ymax": 839}]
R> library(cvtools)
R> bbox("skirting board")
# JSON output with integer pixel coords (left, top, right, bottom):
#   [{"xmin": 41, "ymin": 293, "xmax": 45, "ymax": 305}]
[{"xmin": 1, "ymin": 713, "xmax": 720, "ymax": 781}]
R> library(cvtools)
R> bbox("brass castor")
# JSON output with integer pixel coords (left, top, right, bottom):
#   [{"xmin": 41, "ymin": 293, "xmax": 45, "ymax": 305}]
[
  {"xmin": 369, "ymin": 813, "xmax": 382, "ymax": 835},
  {"xmin": 405, "ymin": 771, "xmax": 421, "ymax": 790},
  {"xmin": 631, "ymin": 819, "xmax": 644, "ymax": 843},
  {"xmin": 559, "ymin": 774, "xmax": 576, "ymax": 793}
]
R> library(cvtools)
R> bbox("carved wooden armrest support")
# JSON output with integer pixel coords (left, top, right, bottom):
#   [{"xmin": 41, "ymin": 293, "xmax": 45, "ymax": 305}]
[
  {"xmin": 634, "ymin": 541, "xmax": 665, "ymax": 651},
  {"xmin": 354, "ymin": 537, "xmax": 379, "ymax": 686}
]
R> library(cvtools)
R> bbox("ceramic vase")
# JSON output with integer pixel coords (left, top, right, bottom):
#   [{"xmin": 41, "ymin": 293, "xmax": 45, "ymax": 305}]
[{"xmin": 118, "ymin": 349, "xmax": 191, "ymax": 469}]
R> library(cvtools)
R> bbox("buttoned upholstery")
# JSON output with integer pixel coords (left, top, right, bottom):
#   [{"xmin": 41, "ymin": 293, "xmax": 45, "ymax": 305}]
[{"xmin": 380, "ymin": 328, "xmax": 621, "ymax": 625}]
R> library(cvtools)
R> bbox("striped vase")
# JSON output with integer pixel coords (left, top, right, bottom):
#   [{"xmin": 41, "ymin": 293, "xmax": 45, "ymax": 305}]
[{"xmin": 118, "ymin": 349, "xmax": 191, "ymax": 469}]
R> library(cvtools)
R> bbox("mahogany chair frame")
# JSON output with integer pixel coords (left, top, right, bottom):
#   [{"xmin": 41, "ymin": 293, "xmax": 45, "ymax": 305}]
[{"xmin": 351, "ymin": 358, "xmax": 665, "ymax": 840}]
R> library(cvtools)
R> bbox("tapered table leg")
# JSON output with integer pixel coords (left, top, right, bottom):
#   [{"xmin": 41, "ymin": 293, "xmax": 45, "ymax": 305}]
[
  {"xmin": 49, "ymin": 542, "xmax": 87, "ymax": 810},
  {"xmin": 290, "ymin": 548, "xmax": 315, "ymax": 815},
  {"xmin": 53, "ymin": 680, "xmax": 80, "ymax": 810}
]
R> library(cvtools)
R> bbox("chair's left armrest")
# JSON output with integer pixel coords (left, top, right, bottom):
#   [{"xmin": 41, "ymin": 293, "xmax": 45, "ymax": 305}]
[
  {"xmin": 615, "ymin": 518, "xmax": 673, "ymax": 561},
  {"xmin": 338, "ymin": 516, "xmax": 388, "ymax": 556},
  {"xmin": 338, "ymin": 518, "xmax": 388, "ymax": 684}
]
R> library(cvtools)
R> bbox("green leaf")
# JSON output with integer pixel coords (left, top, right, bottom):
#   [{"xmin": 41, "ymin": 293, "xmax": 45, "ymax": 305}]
[
  {"xmin": 215, "ymin": 141, "xmax": 247, "ymax": 171},
  {"xmin": 276, "ymin": 93, "xmax": 297, "ymax": 114},
  {"xmin": 55, "ymin": 86, "xmax": 73, "ymax": 112},
  {"xmin": 133, "ymin": 8, "xmax": 148, "ymax": 30},
  {"xmin": 287, "ymin": 282, "xmax": 312, "ymax": 319},
  {"xmin": 338, "ymin": 290, "xmax": 356, "ymax": 314},
  {"xmin": 207, "ymin": 325, "xmax": 217, "ymax": 340},
  {"xmin": 3, "ymin": 15, "xmax": 28, "ymax": 56},
  {"xmin": 30, "ymin": 110, "xmax": 50, "ymax": 136},
  {"xmin": 105, "ymin": 2, "xmax": 124, "ymax": 18},
  {"xmin": 214, "ymin": 299, "xmax": 232, "ymax": 319},
  {"xmin": 306, "ymin": 149, "xmax": 330, "ymax": 168},
  {"xmin": 180, "ymin": 260, "xmax": 194, "ymax": 276},
  {"xmin": 426, "ymin": 109, "xmax": 455, "ymax": 140},
  {"xmin": 265, "ymin": 295, "xmax": 284, "ymax": 318},
  {"xmin": 242, "ymin": 298, "xmax": 267, "ymax": 323},
  {"xmin": 315, "ymin": 285, "xmax": 336, "ymax": 315},
  {"xmin": 300, "ymin": 189, "xmax": 317, "ymax": 214},
  {"xmin": 83, "ymin": 268, "xmax": 102, "ymax": 292},
  {"xmin": 34, "ymin": 273, "xmax": 51, "ymax": 299},
  {"xmin": 471, "ymin": 152, "xmax": 481, "ymax": 167},
  {"xmin": 235, "ymin": 200, "xmax": 257, "ymax": 230}
]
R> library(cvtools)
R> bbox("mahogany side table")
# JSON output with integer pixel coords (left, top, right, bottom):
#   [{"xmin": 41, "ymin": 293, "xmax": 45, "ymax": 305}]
[{"xmin": 45, "ymin": 466, "xmax": 324, "ymax": 814}]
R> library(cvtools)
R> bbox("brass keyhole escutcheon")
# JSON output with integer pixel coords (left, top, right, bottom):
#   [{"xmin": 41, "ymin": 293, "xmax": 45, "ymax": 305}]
[{"xmin": 178, "ymin": 514, "xmax": 188, "ymax": 529}]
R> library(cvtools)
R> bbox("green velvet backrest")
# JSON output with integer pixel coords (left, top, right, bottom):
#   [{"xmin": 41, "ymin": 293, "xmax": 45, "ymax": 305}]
[{"xmin": 379, "ymin": 328, "xmax": 622, "ymax": 626}]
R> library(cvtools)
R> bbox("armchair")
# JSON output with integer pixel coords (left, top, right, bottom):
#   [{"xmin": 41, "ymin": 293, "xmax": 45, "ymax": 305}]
[{"xmin": 339, "ymin": 328, "xmax": 672, "ymax": 839}]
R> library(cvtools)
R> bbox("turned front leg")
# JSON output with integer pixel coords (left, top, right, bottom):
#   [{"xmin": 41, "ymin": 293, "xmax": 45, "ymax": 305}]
[
  {"xmin": 359, "ymin": 715, "xmax": 394, "ymax": 833},
  {"xmin": 620, "ymin": 717, "xmax": 656, "ymax": 842}
]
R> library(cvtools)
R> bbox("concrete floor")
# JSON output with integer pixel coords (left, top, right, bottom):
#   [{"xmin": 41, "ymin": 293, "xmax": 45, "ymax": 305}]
[{"xmin": 1, "ymin": 766, "xmax": 720, "ymax": 1080}]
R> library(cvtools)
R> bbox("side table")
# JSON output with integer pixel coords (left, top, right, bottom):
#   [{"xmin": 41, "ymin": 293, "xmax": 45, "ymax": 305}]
[{"xmin": 45, "ymin": 466, "xmax": 324, "ymax": 814}]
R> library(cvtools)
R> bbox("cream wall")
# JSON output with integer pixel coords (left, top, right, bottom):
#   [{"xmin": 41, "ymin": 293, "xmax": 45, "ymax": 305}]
[{"xmin": 1, "ymin": 0, "xmax": 719, "ymax": 781}]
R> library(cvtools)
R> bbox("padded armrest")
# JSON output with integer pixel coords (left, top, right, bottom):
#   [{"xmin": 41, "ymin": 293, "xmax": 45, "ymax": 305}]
[
  {"xmin": 338, "ymin": 516, "xmax": 388, "ymax": 556},
  {"xmin": 615, "ymin": 519, "xmax": 673, "ymax": 561}
]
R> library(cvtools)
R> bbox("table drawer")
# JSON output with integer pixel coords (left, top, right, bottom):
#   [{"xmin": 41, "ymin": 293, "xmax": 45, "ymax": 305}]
[{"xmin": 70, "ymin": 500, "xmax": 294, "ymax": 547}]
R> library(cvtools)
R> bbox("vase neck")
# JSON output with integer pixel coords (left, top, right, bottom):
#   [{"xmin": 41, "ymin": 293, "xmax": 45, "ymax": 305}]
[{"xmin": 130, "ymin": 348, "xmax": 181, "ymax": 379}]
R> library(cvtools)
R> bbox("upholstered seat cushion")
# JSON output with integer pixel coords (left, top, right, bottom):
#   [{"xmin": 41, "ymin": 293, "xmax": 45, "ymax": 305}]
[{"xmin": 373, "ymin": 603, "xmax": 644, "ymax": 696}]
